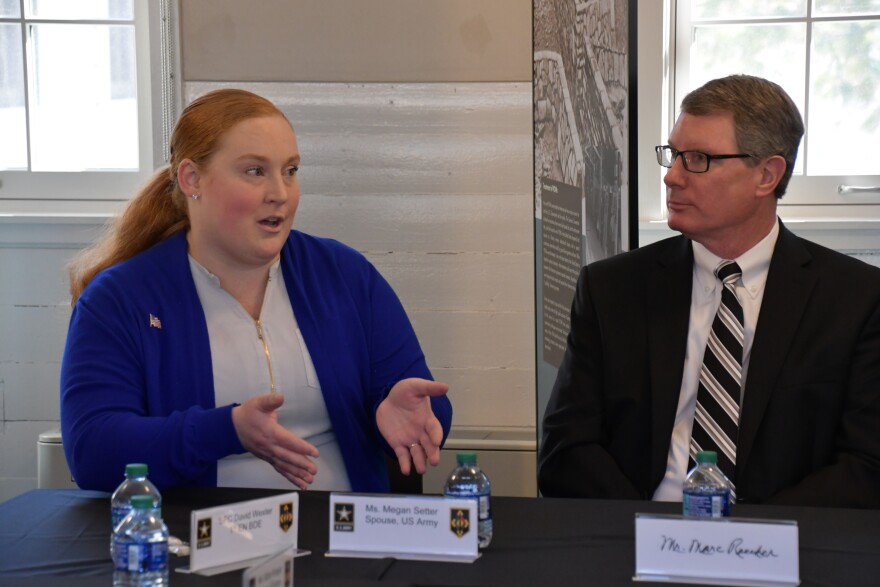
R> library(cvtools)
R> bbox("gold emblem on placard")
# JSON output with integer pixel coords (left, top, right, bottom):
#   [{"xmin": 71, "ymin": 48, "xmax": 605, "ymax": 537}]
[
  {"xmin": 149, "ymin": 314, "xmax": 162, "ymax": 329},
  {"xmin": 450, "ymin": 507, "xmax": 471, "ymax": 538},
  {"xmin": 279, "ymin": 502, "xmax": 294, "ymax": 533}
]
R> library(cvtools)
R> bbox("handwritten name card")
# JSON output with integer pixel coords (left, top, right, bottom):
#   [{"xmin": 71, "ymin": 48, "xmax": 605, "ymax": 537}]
[{"xmin": 634, "ymin": 514, "xmax": 799, "ymax": 586}]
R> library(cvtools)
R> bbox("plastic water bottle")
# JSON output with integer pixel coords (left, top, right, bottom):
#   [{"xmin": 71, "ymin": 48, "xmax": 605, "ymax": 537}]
[
  {"xmin": 111, "ymin": 463, "xmax": 161, "ymax": 531},
  {"xmin": 682, "ymin": 450, "xmax": 731, "ymax": 518},
  {"xmin": 111, "ymin": 494, "xmax": 169, "ymax": 586},
  {"xmin": 443, "ymin": 452, "xmax": 492, "ymax": 548}
]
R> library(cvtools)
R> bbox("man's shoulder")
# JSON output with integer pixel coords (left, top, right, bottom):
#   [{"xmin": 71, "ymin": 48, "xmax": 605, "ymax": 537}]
[
  {"xmin": 779, "ymin": 228, "xmax": 880, "ymax": 283},
  {"xmin": 589, "ymin": 234, "xmax": 690, "ymax": 273}
]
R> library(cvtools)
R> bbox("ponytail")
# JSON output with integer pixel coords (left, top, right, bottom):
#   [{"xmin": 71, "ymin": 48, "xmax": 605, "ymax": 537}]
[{"xmin": 68, "ymin": 167, "xmax": 189, "ymax": 305}]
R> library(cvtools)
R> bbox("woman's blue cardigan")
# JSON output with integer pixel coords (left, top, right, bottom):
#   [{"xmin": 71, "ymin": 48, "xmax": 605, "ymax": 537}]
[{"xmin": 60, "ymin": 230, "xmax": 452, "ymax": 492}]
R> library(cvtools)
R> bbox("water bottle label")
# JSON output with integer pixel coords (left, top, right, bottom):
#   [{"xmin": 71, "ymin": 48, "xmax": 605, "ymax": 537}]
[
  {"xmin": 111, "ymin": 505, "xmax": 131, "ymax": 530},
  {"xmin": 478, "ymin": 495, "xmax": 491, "ymax": 521},
  {"xmin": 113, "ymin": 541, "xmax": 168, "ymax": 572},
  {"xmin": 682, "ymin": 492, "xmax": 730, "ymax": 518}
]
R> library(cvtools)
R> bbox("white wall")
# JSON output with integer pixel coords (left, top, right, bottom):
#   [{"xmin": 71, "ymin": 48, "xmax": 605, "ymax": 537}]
[{"xmin": 0, "ymin": 222, "xmax": 104, "ymax": 500}]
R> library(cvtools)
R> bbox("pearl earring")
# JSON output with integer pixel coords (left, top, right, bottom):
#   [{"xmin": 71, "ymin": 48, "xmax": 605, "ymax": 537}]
[{"xmin": 191, "ymin": 193, "xmax": 200, "ymax": 200}]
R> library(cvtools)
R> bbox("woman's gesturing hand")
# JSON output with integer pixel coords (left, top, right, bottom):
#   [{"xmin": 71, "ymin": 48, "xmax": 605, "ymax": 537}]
[
  {"xmin": 232, "ymin": 393, "xmax": 320, "ymax": 490},
  {"xmin": 376, "ymin": 378, "xmax": 450, "ymax": 476}
]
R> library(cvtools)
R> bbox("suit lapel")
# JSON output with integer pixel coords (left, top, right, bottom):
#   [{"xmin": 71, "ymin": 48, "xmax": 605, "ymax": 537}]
[
  {"xmin": 737, "ymin": 223, "xmax": 816, "ymax": 475},
  {"xmin": 648, "ymin": 237, "xmax": 694, "ymax": 484}
]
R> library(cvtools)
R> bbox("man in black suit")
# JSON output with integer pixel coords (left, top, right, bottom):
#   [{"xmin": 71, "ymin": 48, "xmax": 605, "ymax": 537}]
[{"xmin": 538, "ymin": 75, "xmax": 880, "ymax": 508}]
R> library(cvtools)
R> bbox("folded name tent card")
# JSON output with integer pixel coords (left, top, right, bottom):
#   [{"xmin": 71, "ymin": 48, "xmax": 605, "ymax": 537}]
[
  {"xmin": 634, "ymin": 513, "xmax": 800, "ymax": 587},
  {"xmin": 241, "ymin": 547, "xmax": 295, "ymax": 587},
  {"xmin": 326, "ymin": 492, "xmax": 480, "ymax": 563},
  {"xmin": 177, "ymin": 492, "xmax": 308, "ymax": 576}
]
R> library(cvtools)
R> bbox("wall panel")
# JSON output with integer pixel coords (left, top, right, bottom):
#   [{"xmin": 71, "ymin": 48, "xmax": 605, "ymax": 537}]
[{"xmin": 180, "ymin": 0, "xmax": 532, "ymax": 82}]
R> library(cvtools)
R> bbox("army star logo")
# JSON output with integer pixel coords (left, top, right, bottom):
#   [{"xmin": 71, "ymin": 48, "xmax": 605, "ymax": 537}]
[
  {"xmin": 333, "ymin": 503, "xmax": 354, "ymax": 532},
  {"xmin": 196, "ymin": 517, "xmax": 212, "ymax": 549}
]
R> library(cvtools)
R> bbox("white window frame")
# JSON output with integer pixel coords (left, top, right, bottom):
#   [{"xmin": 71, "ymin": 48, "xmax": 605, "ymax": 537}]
[
  {"xmin": 0, "ymin": 0, "xmax": 180, "ymax": 217},
  {"xmin": 638, "ymin": 0, "xmax": 880, "ymax": 249}
]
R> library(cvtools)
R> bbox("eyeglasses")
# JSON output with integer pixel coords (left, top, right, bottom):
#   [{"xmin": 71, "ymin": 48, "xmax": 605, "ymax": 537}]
[{"xmin": 655, "ymin": 145, "xmax": 752, "ymax": 173}]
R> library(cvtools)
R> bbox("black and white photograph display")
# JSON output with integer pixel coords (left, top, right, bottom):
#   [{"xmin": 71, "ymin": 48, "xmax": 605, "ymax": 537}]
[{"xmin": 534, "ymin": 0, "xmax": 636, "ymax": 434}]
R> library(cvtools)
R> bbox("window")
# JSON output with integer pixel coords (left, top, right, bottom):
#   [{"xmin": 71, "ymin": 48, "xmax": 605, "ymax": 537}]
[
  {"xmin": 673, "ymin": 0, "xmax": 880, "ymax": 215},
  {"xmin": 0, "ymin": 0, "xmax": 178, "ymax": 213}
]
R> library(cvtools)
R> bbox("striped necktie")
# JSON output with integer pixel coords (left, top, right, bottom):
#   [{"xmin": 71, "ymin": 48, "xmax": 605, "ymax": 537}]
[{"xmin": 689, "ymin": 260, "xmax": 743, "ymax": 497}]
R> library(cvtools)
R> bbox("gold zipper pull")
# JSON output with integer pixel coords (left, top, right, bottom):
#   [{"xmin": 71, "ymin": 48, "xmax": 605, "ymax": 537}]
[{"xmin": 254, "ymin": 319, "xmax": 277, "ymax": 395}]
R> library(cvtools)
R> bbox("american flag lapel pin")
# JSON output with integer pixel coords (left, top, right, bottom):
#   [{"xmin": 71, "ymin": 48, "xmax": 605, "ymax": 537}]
[{"xmin": 149, "ymin": 314, "xmax": 162, "ymax": 329}]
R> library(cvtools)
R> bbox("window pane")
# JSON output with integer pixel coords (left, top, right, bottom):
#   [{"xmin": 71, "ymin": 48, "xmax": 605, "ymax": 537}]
[
  {"xmin": 29, "ymin": 24, "xmax": 138, "ymax": 171},
  {"xmin": 27, "ymin": 0, "xmax": 133, "ymax": 20},
  {"xmin": 808, "ymin": 20, "xmax": 880, "ymax": 175},
  {"xmin": 689, "ymin": 24, "xmax": 807, "ymax": 173},
  {"xmin": 692, "ymin": 0, "xmax": 806, "ymax": 20},
  {"xmin": 0, "ymin": 0, "xmax": 20, "ymax": 17},
  {"xmin": 813, "ymin": 0, "xmax": 880, "ymax": 16},
  {"xmin": 0, "ymin": 23, "xmax": 27, "ymax": 170}
]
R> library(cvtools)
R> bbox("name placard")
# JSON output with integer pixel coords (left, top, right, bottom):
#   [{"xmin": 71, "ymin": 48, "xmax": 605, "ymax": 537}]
[
  {"xmin": 634, "ymin": 514, "xmax": 799, "ymax": 587},
  {"xmin": 241, "ymin": 547, "xmax": 295, "ymax": 587},
  {"xmin": 326, "ymin": 493, "xmax": 480, "ymax": 563},
  {"xmin": 178, "ymin": 492, "xmax": 304, "ymax": 576}
]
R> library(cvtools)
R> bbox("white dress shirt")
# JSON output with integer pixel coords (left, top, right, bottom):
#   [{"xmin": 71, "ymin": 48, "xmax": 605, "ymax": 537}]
[
  {"xmin": 189, "ymin": 256, "xmax": 351, "ymax": 491},
  {"xmin": 653, "ymin": 220, "xmax": 778, "ymax": 501}
]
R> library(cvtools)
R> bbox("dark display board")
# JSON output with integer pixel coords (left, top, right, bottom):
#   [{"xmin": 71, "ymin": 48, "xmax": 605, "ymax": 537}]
[{"xmin": 534, "ymin": 0, "xmax": 638, "ymax": 445}]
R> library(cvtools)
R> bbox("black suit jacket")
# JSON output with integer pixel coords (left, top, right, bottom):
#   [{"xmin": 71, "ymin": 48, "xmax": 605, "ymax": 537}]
[{"xmin": 538, "ymin": 222, "xmax": 880, "ymax": 507}]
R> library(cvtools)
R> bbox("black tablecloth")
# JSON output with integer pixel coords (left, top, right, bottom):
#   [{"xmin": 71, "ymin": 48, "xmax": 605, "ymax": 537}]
[{"xmin": 1, "ymin": 487, "xmax": 878, "ymax": 586}]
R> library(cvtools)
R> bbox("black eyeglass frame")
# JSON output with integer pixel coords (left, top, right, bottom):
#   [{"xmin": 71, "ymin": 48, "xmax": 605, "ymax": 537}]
[{"xmin": 655, "ymin": 145, "xmax": 753, "ymax": 173}]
